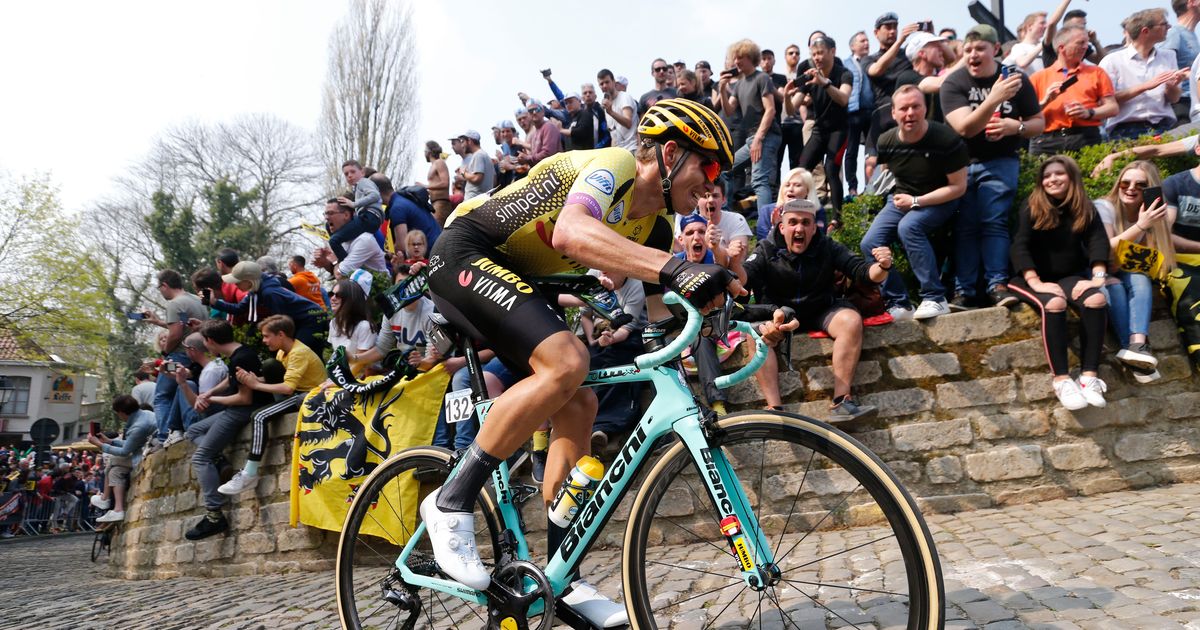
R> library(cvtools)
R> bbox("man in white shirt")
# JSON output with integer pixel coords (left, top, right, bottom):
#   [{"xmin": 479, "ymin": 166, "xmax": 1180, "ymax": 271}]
[
  {"xmin": 1101, "ymin": 8, "xmax": 1188, "ymax": 140},
  {"xmin": 597, "ymin": 68, "xmax": 638, "ymax": 151},
  {"xmin": 672, "ymin": 180, "xmax": 751, "ymax": 268},
  {"xmin": 313, "ymin": 199, "xmax": 387, "ymax": 280}
]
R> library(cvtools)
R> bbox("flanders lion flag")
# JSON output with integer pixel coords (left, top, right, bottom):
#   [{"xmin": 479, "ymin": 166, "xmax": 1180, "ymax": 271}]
[
  {"xmin": 289, "ymin": 364, "xmax": 450, "ymax": 535},
  {"xmin": 1165, "ymin": 253, "xmax": 1200, "ymax": 367}
]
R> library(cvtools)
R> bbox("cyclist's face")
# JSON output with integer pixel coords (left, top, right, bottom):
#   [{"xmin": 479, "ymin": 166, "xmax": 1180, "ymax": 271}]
[{"xmin": 666, "ymin": 144, "xmax": 718, "ymax": 210}]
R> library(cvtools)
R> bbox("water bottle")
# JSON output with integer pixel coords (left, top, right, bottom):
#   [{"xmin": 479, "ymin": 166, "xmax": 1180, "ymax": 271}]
[{"xmin": 548, "ymin": 456, "xmax": 604, "ymax": 528}]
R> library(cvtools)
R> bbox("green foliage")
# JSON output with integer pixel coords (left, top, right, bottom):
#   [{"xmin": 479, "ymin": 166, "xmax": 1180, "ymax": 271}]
[
  {"xmin": 146, "ymin": 191, "xmax": 201, "ymax": 280},
  {"xmin": 1017, "ymin": 133, "xmax": 1200, "ymax": 205},
  {"xmin": 834, "ymin": 194, "xmax": 913, "ymax": 283},
  {"xmin": 194, "ymin": 178, "xmax": 270, "ymax": 262}
]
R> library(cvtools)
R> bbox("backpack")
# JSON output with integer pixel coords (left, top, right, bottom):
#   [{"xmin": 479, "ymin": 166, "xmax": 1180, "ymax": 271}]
[{"xmin": 397, "ymin": 185, "xmax": 435, "ymax": 215}]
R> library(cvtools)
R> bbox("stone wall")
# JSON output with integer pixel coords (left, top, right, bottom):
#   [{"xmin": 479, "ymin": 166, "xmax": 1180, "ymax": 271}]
[{"xmin": 109, "ymin": 305, "xmax": 1200, "ymax": 579}]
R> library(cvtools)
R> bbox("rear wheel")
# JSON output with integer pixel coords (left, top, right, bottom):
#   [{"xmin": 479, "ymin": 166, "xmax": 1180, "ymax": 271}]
[
  {"xmin": 336, "ymin": 447, "xmax": 505, "ymax": 630},
  {"xmin": 623, "ymin": 411, "xmax": 944, "ymax": 629}
]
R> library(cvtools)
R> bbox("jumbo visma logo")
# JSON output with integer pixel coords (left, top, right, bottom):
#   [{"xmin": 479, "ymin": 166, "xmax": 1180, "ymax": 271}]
[{"xmin": 470, "ymin": 258, "xmax": 533, "ymax": 294}]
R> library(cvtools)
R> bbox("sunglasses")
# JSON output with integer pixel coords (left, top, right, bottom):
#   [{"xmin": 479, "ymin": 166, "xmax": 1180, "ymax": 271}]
[
  {"xmin": 330, "ymin": 292, "xmax": 343, "ymax": 298},
  {"xmin": 697, "ymin": 155, "xmax": 721, "ymax": 183},
  {"xmin": 1118, "ymin": 180, "xmax": 1148, "ymax": 190},
  {"xmin": 652, "ymin": 66, "xmax": 669, "ymax": 72}
]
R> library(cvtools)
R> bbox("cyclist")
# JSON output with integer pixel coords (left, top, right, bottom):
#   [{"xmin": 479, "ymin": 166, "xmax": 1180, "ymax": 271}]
[{"xmin": 421, "ymin": 99, "xmax": 742, "ymax": 623}]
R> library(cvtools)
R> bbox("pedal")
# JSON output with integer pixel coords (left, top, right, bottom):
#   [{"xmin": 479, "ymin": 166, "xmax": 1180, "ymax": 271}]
[{"xmin": 511, "ymin": 482, "xmax": 539, "ymax": 506}]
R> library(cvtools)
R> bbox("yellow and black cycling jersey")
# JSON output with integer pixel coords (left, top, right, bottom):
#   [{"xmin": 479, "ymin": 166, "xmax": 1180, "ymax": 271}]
[{"xmin": 446, "ymin": 148, "xmax": 672, "ymax": 275}]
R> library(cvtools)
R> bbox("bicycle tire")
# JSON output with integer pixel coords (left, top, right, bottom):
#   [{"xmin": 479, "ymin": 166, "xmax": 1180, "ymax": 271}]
[
  {"xmin": 91, "ymin": 533, "xmax": 103, "ymax": 562},
  {"xmin": 336, "ymin": 446, "xmax": 506, "ymax": 630},
  {"xmin": 622, "ymin": 411, "xmax": 944, "ymax": 629}
]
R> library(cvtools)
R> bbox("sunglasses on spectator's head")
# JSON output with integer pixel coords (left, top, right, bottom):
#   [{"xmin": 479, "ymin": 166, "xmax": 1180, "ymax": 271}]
[{"xmin": 1118, "ymin": 180, "xmax": 1148, "ymax": 190}]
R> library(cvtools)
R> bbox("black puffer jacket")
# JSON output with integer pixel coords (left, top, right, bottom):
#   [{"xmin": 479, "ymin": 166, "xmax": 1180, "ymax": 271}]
[{"xmin": 743, "ymin": 225, "xmax": 875, "ymax": 318}]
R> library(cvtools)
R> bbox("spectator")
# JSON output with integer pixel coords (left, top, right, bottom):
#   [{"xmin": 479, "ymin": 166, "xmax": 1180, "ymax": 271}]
[
  {"xmin": 543, "ymin": 72, "xmax": 608, "ymax": 150},
  {"xmin": 865, "ymin": 13, "xmax": 917, "ymax": 144},
  {"xmin": 580, "ymin": 269, "xmax": 647, "ymax": 449},
  {"xmin": 257, "ymin": 256, "xmax": 295, "ymax": 293},
  {"xmin": 674, "ymin": 180, "xmax": 751, "ymax": 269},
  {"xmin": 580, "ymin": 83, "xmax": 611, "ymax": 148},
  {"xmin": 359, "ymin": 265, "xmax": 438, "ymax": 367},
  {"xmin": 209, "ymin": 260, "xmax": 327, "ymax": 353},
  {"xmin": 695, "ymin": 60, "xmax": 716, "ymax": 101},
  {"xmin": 1101, "ymin": 9, "xmax": 1186, "ymax": 140},
  {"xmin": 453, "ymin": 131, "xmax": 496, "ymax": 201},
  {"xmin": 778, "ymin": 44, "xmax": 805, "ymax": 171},
  {"xmin": 718, "ymin": 39, "xmax": 782, "ymax": 214},
  {"xmin": 520, "ymin": 102, "xmax": 563, "ymax": 166},
  {"xmin": 860, "ymin": 85, "xmax": 969, "ymax": 321},
  {"xmin": 760, "ymin": 48, "xmax": 789, "ymax": 143},
  {"xmin": 1092, "ymin": 133, "xmax": 1200, "ymax": 176},
  {"xmin": 329, "ymin": 159, "xmax": 384, "ymax": 262},
  {"xmin": 208, "ymin": 250, "xmax": 249, "ymax": 325},
  {"xmin": 142, "ymin": 269, "xmax": 210, "ymax": 442},
  {"xmin": 423, "ymin": 141, "xmax": 453, "ymax": 226},
  {"xmin": 328, "ymin": 278, "xmax": 378, "ymax": 377},
  {"xmin": 1164, "ymin": 0, "xmax": 1200, "ymax": 124},
  {"xmin": 219, "ymin": 315, "xmax": 326, "ymax": 496},
  {"xmin": 845, "ymin": 31, "xmax": 876, "ymax": 197},
  {"xmin": 1095, "ymin": 161, "xmax": 1176, "ymax": 383},
  {"xmin": 287, "ymin": 255, "xmax": 324, "ymax": 307},
  {"xmin": 403, "ymin": 230, "xmax": 429, "ymax": 266},
  {"xmin": 1008, "ymin": 155, "xmax": 1110, "ymax": 411},
  {"xmin": 745, "ymin": 199, "xmax": 893, "ymax": 419},
  {"xmin": 88, "ymin": 395, "xmax": 155, "ymax": 523},
  {"xmin": 1161, "ymin": 139, "xmax": 1200, "ymax": 256},
  {"xmin": 184, "ymin": 319, "xmax": 274, "ymax": 540},
  {"xmin": 313, "ymin": 199, "xmax": 388, "ymax": 281},
  {"xmin": 1029, "ymin": 25, "xmax": 1118, "ymax": 155},
  {"xmin": 639, "ymin": 58, "xmax": 678, "ymax": 114},
  {"xmin": 757, "ymin": 167, "xmax": 824, "ymax": 240},
  {"xmin": 898, "ymin": 32, "xmax": 956, "ymax": 123},
  {"xmin": 495, "ymin": 121, "xmax": 524, "ymax": 188},
  {"xmin": 374, "ymin": 172, "xmax": 442, "ymax": 258},
  {"xmin": 1003, "ymin": 11, "xmax": 1049, "ymax": 75},
  {"xmin": 941, "ymin": 28, "xmax": 963, "ymax": 60},
  {"xmin": 598, "ymin": 69, "xmax": 638, "ymax": 153},
  {"xmin": 941, "ymin": 23, "xmax": 1045, "ymax": 309},
  {"xmin": 1043, "ymin": 0, "xmax": 1107, "ymax": 67},
  {"xmin": 130, "ymin": 371, "xmax": 155, "ymax": 410},
  {"xmin": 675, "ymin": 69, "xmax": 713, "ymax": 110},
  {"xmin": 163, "ymin": 332, "xmax": 229, "ymax": 447},
  {"xmin": 786, "ymin": 36, "xmax": 854, "ymax": 218}
]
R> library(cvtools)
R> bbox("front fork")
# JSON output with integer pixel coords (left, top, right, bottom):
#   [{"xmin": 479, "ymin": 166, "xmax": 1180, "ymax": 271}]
[{"xmin": 673, "ymin": 413, "xmax": 781, "ymax": 590}]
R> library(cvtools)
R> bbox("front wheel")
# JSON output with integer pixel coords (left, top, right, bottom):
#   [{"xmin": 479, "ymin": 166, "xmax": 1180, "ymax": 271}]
[{"xmin": 622, "ymin": 411, "xmax": 944, "ymax": 629}]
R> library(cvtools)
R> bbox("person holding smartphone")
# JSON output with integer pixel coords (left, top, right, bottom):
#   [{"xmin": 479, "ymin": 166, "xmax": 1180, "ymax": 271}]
[
  {"xmin": 140, "ymin": 270, "xmax": 209, "ymax": 444},
  {"xmin": 88, "ymin": 396, "xmax": 156, "ymax": 523},
  {"xmin": 1029, "ymin": 25, "xmax": 1118, "ymax": 155}
]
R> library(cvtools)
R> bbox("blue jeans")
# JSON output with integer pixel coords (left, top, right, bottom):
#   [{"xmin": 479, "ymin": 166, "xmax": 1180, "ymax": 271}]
[
  {"xmin": 1107, "ymin": 120, "xmax": 1174, "ymax": 141},
  {"xmin": 955, "ymin": 158, "xmax": 1018, "ymax": 297},
  {"xmin": 861, "ymin": 196, "xmax": 959, "ymax": 307},
  {"xmin": 153, "ymin": 351, "xmax": 188, "ymax": 440},
  {"xmin": 431, "ymin": 359, "xmax": 517, "ymax": 451},
  {"xmin": 1101, "ymin": 271, "xmax": 1154, "ymax": 347},
  {"xmin": 727, "ymin": 131, "xmax": 782, "ymax": 212},
  {"xmin": 328, "ymin": 210, "xmax": 382, "ymax": 260}
]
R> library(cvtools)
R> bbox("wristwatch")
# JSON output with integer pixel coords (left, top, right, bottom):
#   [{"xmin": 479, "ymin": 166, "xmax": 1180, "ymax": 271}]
[
  {"xmin": 1018, "ymin": 122, "xmax": 1026, "ymax": 136},
  {"xmin": 1092, "ymin": 271, "xmax": 1108, "ymax": 280},
  {"xmin": 911, "ymin": 196, "xmax": 922, "ymax": 209}
]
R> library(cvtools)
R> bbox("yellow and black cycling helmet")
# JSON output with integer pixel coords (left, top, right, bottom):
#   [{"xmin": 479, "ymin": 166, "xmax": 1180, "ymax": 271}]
[{"xmin": 638, "ymin": 98, "xmax": 734, "ymax": 170}]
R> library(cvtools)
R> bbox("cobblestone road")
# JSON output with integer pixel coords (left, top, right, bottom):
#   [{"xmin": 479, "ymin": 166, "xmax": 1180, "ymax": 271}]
[{"xmin": 5, "ymin": 484, "xmax": 1200, "ymax": 630}]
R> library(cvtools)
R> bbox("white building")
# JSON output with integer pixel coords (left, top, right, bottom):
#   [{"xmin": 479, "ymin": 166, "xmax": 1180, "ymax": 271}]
[{"xmin": 0, "ymin": 328, "xmax": 104, "ymax": 446}]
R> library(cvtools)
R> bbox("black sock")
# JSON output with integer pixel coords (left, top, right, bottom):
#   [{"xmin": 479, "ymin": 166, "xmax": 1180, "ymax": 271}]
[
  {"xmin": 833, "ymin": 394, "xmax": 847, "ymax": 405},
  {"xmin": 546, "ymin": 519, "xmax": 579, "ymax": 583},
  {"xmin": 436, "ymin": 443, "xmax": 501, "ymax": 513},
  {"xmin": 1044, "ymin": 310, "xmax": 1069, "ymax": 376},
  {"xmin": 1079, "ymin": 306, "xmax": 1107, "ymax": 373}
]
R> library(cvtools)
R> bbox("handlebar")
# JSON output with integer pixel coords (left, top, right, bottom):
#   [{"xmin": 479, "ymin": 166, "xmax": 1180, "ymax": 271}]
[
  {"xmin": 635, "ymin": 292, "xmax": 703, "ymax": 370},
  {"xmin": 714, "ymin": 321, "xmax": 768, "ymax": 389}
]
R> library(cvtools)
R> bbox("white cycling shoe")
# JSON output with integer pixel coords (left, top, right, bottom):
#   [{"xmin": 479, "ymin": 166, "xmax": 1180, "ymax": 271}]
[
  {"xmin": 562, "ymin": 579, "xmax": 629, "ymax": 628},
  {"xmin": 419, "ymin": 489, "xmax": 491, "ymax": 590}
]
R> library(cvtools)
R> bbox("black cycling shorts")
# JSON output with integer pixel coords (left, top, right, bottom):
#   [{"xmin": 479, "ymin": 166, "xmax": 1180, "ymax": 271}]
[{"xmin": 426, "ymin": 226, "xmax": 569, "ymax": 375}]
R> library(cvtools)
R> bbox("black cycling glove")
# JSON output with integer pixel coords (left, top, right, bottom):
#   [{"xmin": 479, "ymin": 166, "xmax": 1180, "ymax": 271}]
[{"xmin": 658, "ymin": 257, "xmax": 731, "ymax": 309}]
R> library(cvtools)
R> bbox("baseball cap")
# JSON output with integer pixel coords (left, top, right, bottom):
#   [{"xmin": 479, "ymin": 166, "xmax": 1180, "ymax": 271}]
[
  {"xmin": 222, "ymin": 261, "xmax": 262, "ymax": 292},
  {"xmin": 779, "ymin": 199, "xmax": 818, "ymax": 216},
  {"xmin": 674, "ymin": 59, "xmax": 686, "ymax": 66},
  {"xmin": 965, "ymin": 24, "xmax": 999, "ymax": 45},
  {"xmin": 514, "ymin": 107, "xmax": 527, "ymax": 117},
  {"xmin": 905, "ymin": 32, "xmax": 946, "ymax": 61},
  {"xmin": 459, "ymin": 130, "xmax": 481, "ymax": 142},
  {"xmin": 565, "ymin": 92, "xmax": 581, "ymax": 101},
  {"xmin": 526, "ymin": 98, "xmax": 544, "ymax": 111},
  {"xmin": 616, "ymin": 76, "xmax": 629, "ymax": 86},
  {"xmin": 679, "ymin": 212, "xmax": 708, "ymax": 231},
  {"xmin": 695, "ymin": 60, "xmax": 712, "ymax": 70},
  {"xmin": 875, "ymin": 12, "xmax": 899, "ymax": 28},
  {"xmin": 497, "ymin": 120, "xmax": 516, "ymax": 130}
]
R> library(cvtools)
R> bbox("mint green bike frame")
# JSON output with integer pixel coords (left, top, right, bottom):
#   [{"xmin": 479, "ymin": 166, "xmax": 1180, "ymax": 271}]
[{"xmin": 395, "ymin": 292, "xmax": 773, "ymax": 609}]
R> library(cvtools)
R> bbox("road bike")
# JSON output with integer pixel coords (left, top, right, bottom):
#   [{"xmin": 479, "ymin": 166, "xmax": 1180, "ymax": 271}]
[{"xmin": 335, "ymin": 275, "xmax": 944, "ymax": 629}]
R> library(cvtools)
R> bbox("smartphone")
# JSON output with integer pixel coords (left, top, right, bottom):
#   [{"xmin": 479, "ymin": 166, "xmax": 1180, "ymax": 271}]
[
  {"xmin": 1060, "ymin": 74, "xmax": 1080, "ymax": 91},
  {"xmin": 540, "ymin": 68, "xmax": 552, "ymax": 78},
  {"xmin": 164, "ymin": 361, "xmax": 178, "ymax": 374},
  {"xmin": 126, "ymin": 312, "xmax": 146, "ymax": 320},
  {"xmin": 89, "ymin": 421, "xmax": 101, "ymax": 436},
  {"xmin": 920, "ymin": 21, "xmax": 934, "ymax": 33},
  {"xmin": 1000, "ymin": 65, "xmax": 1010, "ymax": 80},
  {"xmin": 1143, "ymin": 186, "xmax": 1163, "ymax": 208},
  {"xmin": 721, "ymin": 67, "xmax": 739, "ymax": 78}
]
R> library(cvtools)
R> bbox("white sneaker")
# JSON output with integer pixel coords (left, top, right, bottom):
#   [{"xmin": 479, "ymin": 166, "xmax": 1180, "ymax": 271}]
[
  {"xmin": 1129, "ymin": 365, "xmax": 1162, "ymax": 384},
  {"xmin": 887, "ymin": 305, "xmax": 915, "ymax": 322},
  {"xmin": 163, "ymin": 430, "xmax": 186, "ymax": 448},
  {"xmin": 1053, "ymin": 378, "xmax": 1088, "ymax": 411},
  {"xmin": 419, "ymin": 489, "xmax": 491, "ymax": 590},
  {"xmin": 96, "ymin": 510, "xmax": 125, "ymax": 523},
  {"xmin": 562, "ymin": 579, "xmax": 629, "ymax": 628},
  {"xmin": 142, "ymin": 437, "xmax": 163, "ymax": 457},
  {"xmin": 913, "ymin": 299, "xmax": 951, "ymax": 320},
  {"xmin": 217, "ymin": 470, "xmax": 259, "ymax": 496},
  {"xmin": 1077, "ymin": 375, "xmax": 1107, "ymax": 408},
  {"xmin": 90, "ymin": 495, "xmax": 111, "ymax": 511}
]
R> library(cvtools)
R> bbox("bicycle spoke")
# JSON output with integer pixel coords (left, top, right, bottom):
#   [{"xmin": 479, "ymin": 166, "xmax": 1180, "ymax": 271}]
[
  {"xmin": 774, "ymin": 450, "xmax": 816, "ymax": 553},
  {"xmin": 701, "ymin": 583, "xmax": 748, "ymax": 630},
  {"xmin": 764, "ymin": 588, "xmax": 805, "ymax": 630},
  {"xmin": 657, "ymin": 579, "xmax": 744, "ymax": 610},
  {"xmin": 753, "ymin": 437, "xmax": 767, "ymax": 565},
  {"xmin": 646, "ymin": 559, "xmax": 740, "ymax": 580},
  {"xmin": 782, "ymin": 577, "xmax": 908, "ymax": 598},
  {"xmin": 792, "ymin": 581, "xmax": 868, "ymax": 630},
  {"xmin": 657, "ymin": 516, "xmax": 735, "ymax": 559},
  {"xmin": 775, "ymin": 482, "xmax": 862, "ymax": 565},
  {"xmin": 792, "ymin": 532, "xmax": 894, "ymax": 571}
]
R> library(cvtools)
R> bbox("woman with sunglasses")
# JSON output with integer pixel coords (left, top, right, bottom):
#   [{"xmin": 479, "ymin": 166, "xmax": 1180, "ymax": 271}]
[
  {"xmin": 1009, "ymin": 155, "xmax": 1111, "ymax": 410},
  {"xmin": 1093, "ymin": 161, "xmax": 1176, "ymax": 382},
  {"xmin": 328, "ymin": 279, "xmax": 378, "ymax": 377}
]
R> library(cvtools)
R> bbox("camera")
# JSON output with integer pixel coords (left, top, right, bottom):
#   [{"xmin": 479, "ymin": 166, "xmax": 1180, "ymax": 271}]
[
  {"xmin": 540, "ymin": 68, "xmax": 552, "ymax": 78},
  {"xmin": 164, "ymin": 361, "xmax": 178, "ymax": 374}
]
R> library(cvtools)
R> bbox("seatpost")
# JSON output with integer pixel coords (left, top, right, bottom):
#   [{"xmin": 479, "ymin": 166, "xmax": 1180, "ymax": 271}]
[{"xmin": 460, "ymin": 336, "xmax": 489, "ymax": 402}]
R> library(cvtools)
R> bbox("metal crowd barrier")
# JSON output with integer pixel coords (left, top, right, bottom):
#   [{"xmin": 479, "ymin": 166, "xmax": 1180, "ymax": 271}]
[{"xmin": 0, "ymin": 491, "xmax": 97, "ymax": 537}]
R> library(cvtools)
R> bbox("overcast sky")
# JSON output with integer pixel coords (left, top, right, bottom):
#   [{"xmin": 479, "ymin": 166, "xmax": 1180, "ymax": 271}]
[{"xmin": 1, "ymin": 0, "xmax": 1137, "ymax": 215}]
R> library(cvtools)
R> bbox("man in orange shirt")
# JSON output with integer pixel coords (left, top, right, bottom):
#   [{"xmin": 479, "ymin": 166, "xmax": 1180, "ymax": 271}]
[
  {"xmin": 1029, "ymin": 25, "xmax": 1119, "ymax": 155},
  {"xmin": 287, "ymin": 255, "xmax": 325, "ymax": 307}
]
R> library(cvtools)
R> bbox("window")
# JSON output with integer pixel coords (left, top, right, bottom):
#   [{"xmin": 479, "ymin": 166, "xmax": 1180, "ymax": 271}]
[{"xmin": 0, "ymin": 376, "xmax": 31, "ymax": 416}]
